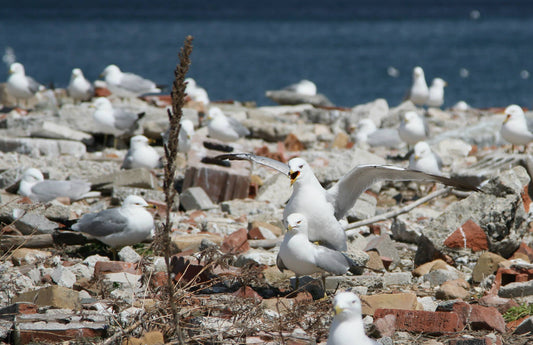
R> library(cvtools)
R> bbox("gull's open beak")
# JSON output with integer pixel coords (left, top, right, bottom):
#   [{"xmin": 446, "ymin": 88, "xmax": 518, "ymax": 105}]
[
  {"xmin": 289, "ymin": 170, "xmax": 299, "ymax": 186},
  {"xmin": 503, "ymin": 114, "xmax": 511, "ymax": 124}
]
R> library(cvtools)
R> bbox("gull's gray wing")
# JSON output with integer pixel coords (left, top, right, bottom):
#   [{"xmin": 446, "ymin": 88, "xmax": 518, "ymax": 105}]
[
  {"xmin": 276, "ymin": 253, "xmax": 288, "ymax": 272},
  {"xmin": 326, "ymin": 165, "xmax": 480, "ymax": 220},
  {"xmin": 423, "ymin": 116, "xmax": 430, "ymax": 137},
  {"xmin": 227, "ymin": 117, "xmax": 250, "ymax": 137},
  {"xmin": 215, "ymin": 153, "xmax": 290, "ymax": 175},
  {"xmin": 120, "ymin": 72, "xmax": 158, "ymax": 94},
  {"xmin": 72, "ymin": 208, "xmax": 128, "ymax": 237},
  {"xmin": 113, "ymin": 109, "xmax": 144, "ymax": 131},
  {"xmin": 314, "ymin": 246, "xmax": 351, "ymax": 275},
  {"xmin": 526, "ymin": 117, "xmax": 533, "ymax": 133},
  {"xmin": 31, "ymin": 180, "xmax": 91, "ymax": 202},
  {"xmin": 26, "ymin": 76, "xmax": 42, "ymax": 94},
  {"xmin": 121, "ymin": 149, "xmax": 134, "ymax": 169}
]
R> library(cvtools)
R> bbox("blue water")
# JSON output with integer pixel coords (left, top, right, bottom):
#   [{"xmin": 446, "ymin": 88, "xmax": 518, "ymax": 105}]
[{"xmin": 1, "ymin": 0, "xmax": 533, "ymax": 108}]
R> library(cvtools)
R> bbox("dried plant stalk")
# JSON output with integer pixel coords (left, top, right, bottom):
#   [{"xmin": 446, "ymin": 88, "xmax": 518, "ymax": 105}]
[{"xmin": 160, "ymin": 35, "xmax": 194, "ymax": 343}]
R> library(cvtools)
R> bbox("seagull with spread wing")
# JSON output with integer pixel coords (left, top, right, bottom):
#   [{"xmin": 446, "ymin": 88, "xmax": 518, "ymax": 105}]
[{"xmin": 216, "ymin": 153, "xmax": 480, "ymax": 251}]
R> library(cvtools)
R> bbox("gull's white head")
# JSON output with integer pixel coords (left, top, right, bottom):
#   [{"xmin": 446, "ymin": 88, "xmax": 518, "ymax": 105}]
[
  {"xmin": 130, "ymin": 135, "xmax": 150, "ymax": 148},
  {"xmin": 297, "ymin": 79, "xmax": 317, "ymax": 96},
  {"xmin": 122, "ymin": 195, "xmax": 150, "ymax": 208},
  {"xmin": 101, "ymin": 64, "xmax": 121, "ymax": 78},
  {"xmin": 287, "ymin": 157, "xmax": 312, "ymax": 187},
  {"xmin": 185, "ymin": 77, "xmax": 197, "ymax": 89},
  {"xmin": 181, "ymin": 119, "xmax": 195, "ymax": 137},
  {"xmin": 286, "ymin": 213, "xmax": 308, "ymax": 235},
  {"xmin": 71, "ymin": 68, "xmax": 83, "ymax": 78},
  {"xmin": 413, "ymin": 66, "xmax": 425, "ymax": 79},
  {"xmin": 431, "ymin": 78, "xmax": 447, "ymax": 88},
  {"xmin": 93, "ymin": 97, "xmax": 113, "ymax": 110},
  {"xmin": 21, "ymin": 168, "xmax": 44, "ymax": 183},
  {"xmin": 413, "ymin": 141, "xmax": 432, "ymax": 160},
  {"xmin": 207, "ymin": 106, "xmax": 225, "ymax": 121},
  {"xmin": 332, "ymin": 292, "xmax": 363, "ymax": 320},
  {"xmin": 402, "ymin": 111, "xmax": 420, "ymax": 124},
  {"xmin": 9, "ymin": 62, "xmax": 25, "ymax": 75},
  {"xmin": 503, "ymin": 104, "xmax": 525, "ymax": 123},
  {"xmin": 357, "ymin": 119, "xmax": 377, "ymax": 134}
]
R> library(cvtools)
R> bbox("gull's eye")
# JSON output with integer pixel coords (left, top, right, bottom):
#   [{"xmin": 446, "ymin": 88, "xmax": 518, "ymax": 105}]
[
  {"xmin": 297, "ymin": 220, "xmax": 301, "ymax": 224},
  {"xmin": 298, "ymin": 165, "xmax": 303, "ymax": 169}
]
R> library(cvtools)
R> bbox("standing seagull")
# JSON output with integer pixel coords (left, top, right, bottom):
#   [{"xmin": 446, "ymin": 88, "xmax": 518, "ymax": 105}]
[
  {"xmin": 67, "ymin": 68, "xmax": 94, "ymax": 103},
  {"xmin": 426, "ymin": 78, "xmax": 447, "ymax": 108},
  {"xmin": 72, "ymin": 195, "xmax": 154, "ymax": 248},
  {"xmin": 207, "ymin": 107, "xmax": 250, "ymax": 143},
  {"xmin": 100, "ymin": 64, "xmax": 160, "ymax": 98},
  {"xmin": 327, "ymin": 292, "xmax": 379, "ymax": 345},
  {"xmin": 277, "ymin": 213, "xmax": 355, "ymax": 289},
  {"xmin": 408, "ymin": 141, "xmax": 442, "ymax": 175},
  {"xmin": 121, "ymin": 135, "xmax": 162, "ymax": 170},
  {"xmin": 92, "ymin": 97, "xmax": 145, "ymax": 146},
  {"xmin": 216, "ymin": 153, "xmax": 481, "ymax": 251},
  {"xmin": 408, "ymin": 66, "xmax": 429, "ymax": 106},
  {"xmin": 18, "ymin": 168, "xmax": 93, "ymax": 202},
  {"xmin": 398, "ymin": 111, "xmax": 429, "ymax": 148},
  {"xmin": 500, "ymin": 104, "xmax": 533, "ymax": 152},
  {"xmin": 6, "ymin": 62, "xmax": 44, "ymax": 107}
]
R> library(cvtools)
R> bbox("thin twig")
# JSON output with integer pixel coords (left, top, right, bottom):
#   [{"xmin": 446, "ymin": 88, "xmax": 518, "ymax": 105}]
[
  {"xmin": 344, "ymin": 186, "xmax": 452, "ymax": 235},
  {"xmin": 100, "ymin": 320, "xmax": 143, "ymax": 345}
]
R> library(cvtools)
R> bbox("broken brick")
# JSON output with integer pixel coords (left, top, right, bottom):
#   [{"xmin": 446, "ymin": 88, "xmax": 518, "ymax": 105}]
[
  {"xmin": 94, "ymin": 261, "xmax": 140, "ymax": 278},
  {"xmin": 221, "ymin": 228, "xmax": 250, "ymax": 254},
  {"xmin": 373, "ymin": 309, "xmax": 460, "ymax": 333},
  {"xmin": 443, "ymin": 219, "xmax": 488, "ymax": 252}
]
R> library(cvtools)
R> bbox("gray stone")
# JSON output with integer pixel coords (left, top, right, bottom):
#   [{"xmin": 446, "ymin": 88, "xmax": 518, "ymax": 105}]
[
  {"xmin": 83, "ymin": 254, "xmax": 110, "ymax": 268},
  {"xmin": 66, "ymin": 263, "xmax": 93, "ymax": 281},
  {"xmin": 90, "ymin": 168, "xmax": 157, "ymax": 192},
  {"xmin": 30, "ymin": 121, "xmax": 93, "ymax": 144},
  {"xmin": 118, "ymin": 246, "xmax": 142, "ymax": 263},
  {"xmin": 513, "ymin": 316, "xmax": 533, "ymax": 335},
  {"xmin": 221, "ymin": 199, "xmax": 278, "ymax": 218},
  {"xmin": 498, "ymin": 280, "xmax": 533, "ymax": 298},
  {"xmin": 423, "ymin": 269, "xmax": 461, "ymax": 287},
  {"xmin": 234, "ymin": 249, "xmax": 277, "ymax": 267},
  {"xmin": 417, "ymin": 296, "xmax": 437, "ymax": 312},
  {"xmin": 11, "ymin": 209, "xmax": 59, "ymax": 235},
  {"xmin": 51, "ymin": 265, "xmax": 77, "ymax": 288},
  {"xmin": 180, "ymin": 187, "xmax": 215, "ymax": 211},
  {"xmin": 383, "ymin": 272, "xmax": 412, "ymax": 287},
  {"xmin": 325, "ymin": 274, "xmax": 383, "ymax": 290},
  {"xmin": 256, "ymin": 172, "xmax": 291, "ymax": 208},
  {"xmin": 391, "ymin": 217, "xmax": 423, "ymax": 244},
  {"xmin": 345, "ymin": 192, "xmax": 377, "ymax": 222},
  {"xmin": 0, "ymin": 137, "xmax": 86, "ymax": 157},
  {"xmin": 364, "ymin": 233, "xmax": 400, "ymax": 267},
  {"xmin": 345, "ymin": 98, "xmax": 389, "ymax": 128}
]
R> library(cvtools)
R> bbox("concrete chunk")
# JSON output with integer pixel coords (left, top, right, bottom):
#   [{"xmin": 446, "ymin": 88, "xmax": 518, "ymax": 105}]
[
  {"xmin": 180, "ymin": 187, "xmax": 215, "ymax": 210},
  {"xmin": 13, "ymin": 286, "xmax": 81, "ymax": 310},
  {"xmin": 30, "ymin": 121, "xmax": 94, "ymax": 144},
  {"xmin": 0, "ymin": 137, "xmax": 86, "ymax": 157}
]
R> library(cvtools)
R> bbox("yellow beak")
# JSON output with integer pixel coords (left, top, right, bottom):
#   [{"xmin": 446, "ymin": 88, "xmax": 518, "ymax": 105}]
[
  {"xmin": 287, "ymin": 224, "xmax": 293, "ymax": 232},
  {"xmin": 503, "ymin": 114, "xmax": 511, "ymax": 124},
  {"xmin": 333, "ymin": 305, "xmax": 344, "ymax": 316},
  {"xmin": 289, "ymin": 170, "xmax": 299, "ymax": 186},
  {"xmin": 414, "ymin": 155, "xmax": 420, "ymax": 161}
]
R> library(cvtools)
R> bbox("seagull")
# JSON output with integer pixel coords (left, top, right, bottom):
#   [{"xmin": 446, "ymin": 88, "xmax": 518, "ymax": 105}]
[
  {"xmin": 100, "ymin": 64, "xmax": 160, "ymax": 98},
  {"xmin": 408, "ymin": 66, "xmax": 429, "ymax": 106},
  {"xmin": 500, "ymin": 104, "xmax": 533, "ymax": 152},
  {"xmin": 277, "ymin": 213, "xmax": 355, "ymax": 289},
  {"xmin": 398, "ymin": 111, "xmax": 429, "ymax": 148},
  {"xmin": 185, "ymin": 78, "xmax": 210, "ymax": 105},
  {"xmin": 72, "ymin": 195, "xmax": 154, "ymax": 248},
  {"xmin": 283, "ymin": 79, "xmax": 317, "ymax": 96},
  {"xmin": 408, "ymin": 141, "xmax": 442, "ymax": 175},
  {"xmin": 91, "ymin": 97, "xmax": 145, "ymax": 146},
  {"xmin": 215, "ymin": 153, "xmax": 481, "ymax": 251},
  {"xmin": 426, "ymin": 78, "xmax": 447, "ymax": 108},
  {"xmin": 178, "ymin": 119, "xmax": 195, "ymax": 152},
  {"xmin": 18, "ymin": 168, "xmax": 93, "ymax": 202},
  {"xmin": 6, "ymin": 62, "xmax": 44, "ymax": 107},
  {"xmin": 121, "ymin": 135, "xmax": 162, "ymax": 169},
  {"xmin": 207, "ymin": 106, "xmax": 250, "ymax": 143},
  {"xmin": 67, "ymin": 68, "xmax": 94, "ymax": 103},
  {"xmin": 327, "ymin": 292, "xmax": 379, "ymax": 345},
  {"xmin": 352, "ymin": 119, "xmax": 377, "ymax": 144}
]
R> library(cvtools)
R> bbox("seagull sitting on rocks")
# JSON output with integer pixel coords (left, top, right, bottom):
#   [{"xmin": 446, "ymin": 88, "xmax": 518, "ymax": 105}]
[
  {"xmin": 121, "ymin": 135, "xmax": 162, "ymax": 170},
  {"xmin": 398, "ymin": 111, "xmax": 429, "ymax": 148},
  {"xmin": 426, "ymin": 78, "xmax": 447, "ymax": 108},
  {"xmin": 6, "ymin": 62, "xmax": 44, "ymax": 107},
  {"xmin": 283, "ymin": 79, "xmax": 317, "ymax": 96},
  {"xmin": 18, "ymin": 168, "xmax": 93, "ymax": 202},
  {"xmin": 207, "ymin": 106, "xmax": 250, "ymax": 143},
  {"xmin": 185, "ymin": 78, "xmax": 210, "ymax": 105},
  {"xmin": 408, "ymin": 141, "xmax": 442, "ymax": 175},
  {"xmin": 327, "ymin": 292, "xmax": 379, "ymax": 345},
  {"xmin": 178, "ymin": 119, "xmax": 195, "ymax": 153},
  {"xmin": 100, "ymin": 64, "xmax": 160, "ymax": 98},
  {"xmin": 408, "ymin": 66, "xmax": 429, "ymax": 106},
  {"xmin": 277, "ymin": 213, "xmax": 357, "ymax": 290},
  {"xmin": 72, "ymin": 195, "xmax": 154, "ymax": 248},
  {"xmin": 67, "ymin": 68, "xmax": 94, "ymax": 103},
  {"xmin": 500, "ymin": 104, "xmax": 533, "ymax": 152},
  {"xmin": 216, "ymin": 153, "xmax": 481, "ymax": 252}
]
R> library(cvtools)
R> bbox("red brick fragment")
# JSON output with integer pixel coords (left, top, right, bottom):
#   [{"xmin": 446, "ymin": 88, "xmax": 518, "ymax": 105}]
[
  {"xmin": 0, "ymin": 302, "xmax": 38, "ymax": 319},
  {"xmin": 18, "ymin": 328, "xmax": 105, "ymax": 344},
  {"xmin": 150, "ymin": 271, "xmax": 168, "ymax": 289},
  {"xmin": 94, "ymin": 261, "xmax": 140, "ymax": 277},
  {"xmin": 452, "ymin": 302, "xmax": 506, "ymax": 333},
  {"xmin": 221, "ymin": 228, "xmax": 250, "ymax": 254},
  {"xmin": 170, "ymin": 256, "xmax": 211, "ymax": 286},
  {"xmin": 512, "ymin": 242, "xmax": 533, "ymax": 262},
  {"xmin": 443, "ymin": 219, "xmax": 488, "ymax": 252},
  {"xmin": 232, "ymin": 286, "xmax": 262, "ymax": 301},
  {"xmin": 284, "ymin": 133, "xmax": 305, "ymax": 151},
  {"xmin": 521, "ymin": 185, "xmax": 531, "ymax": 213},
  {"xmin": 373, "ymin": 308, "xmax": 460, "ymax": 333}
]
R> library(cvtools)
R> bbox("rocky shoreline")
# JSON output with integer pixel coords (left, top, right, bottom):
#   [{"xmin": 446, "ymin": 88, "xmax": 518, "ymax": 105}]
[{"xmin": 0, "ymin": 84, "xmax": 532, "ymax": 345}]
